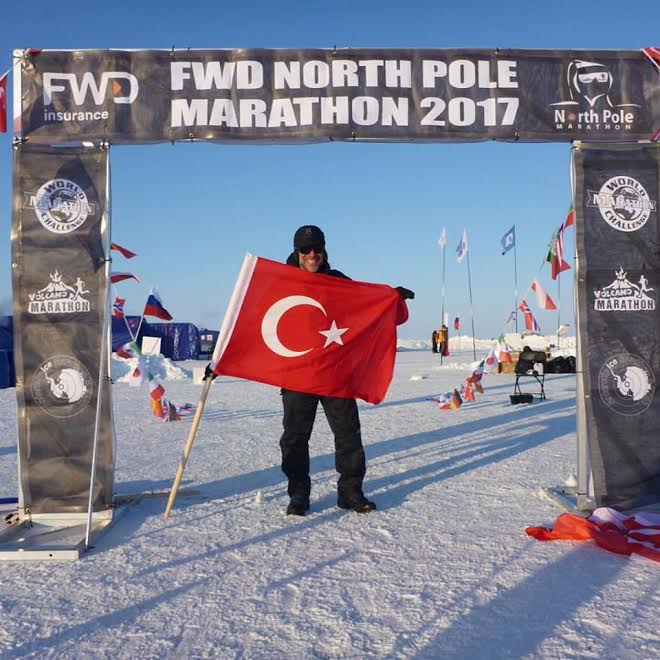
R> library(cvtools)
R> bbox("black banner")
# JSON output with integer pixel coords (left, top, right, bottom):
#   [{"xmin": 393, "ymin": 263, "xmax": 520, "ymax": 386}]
[
  {"xmin": 12, "ymin": 144, "xmax": 113, "ymax": 514},
  {"xmin": 574, "ymin": 143, "xmax": 660, "ymax": 508},
  {"xmin": 17, "ymin": 48, "xmax": 658, "ymax": 144}
]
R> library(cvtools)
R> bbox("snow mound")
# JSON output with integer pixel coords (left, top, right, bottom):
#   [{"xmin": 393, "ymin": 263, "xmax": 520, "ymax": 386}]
[
  {"xmin": 397, "ymin": 338, "xmax": 428, "ymax": 351},
  {"xmin": 112, "ymin": 354, "xmax": 192, "ymax": 382}
]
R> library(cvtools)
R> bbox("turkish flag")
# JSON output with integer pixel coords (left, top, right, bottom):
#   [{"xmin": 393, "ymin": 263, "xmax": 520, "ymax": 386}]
[{"xmin": 211, "ymin": 254, "xmax": 408, "ymax": 404}]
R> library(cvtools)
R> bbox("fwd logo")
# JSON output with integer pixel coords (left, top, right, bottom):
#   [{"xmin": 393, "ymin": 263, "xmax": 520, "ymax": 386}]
[{"xmin": 43, "ymin": 72, "xmax": 139, "ymax": 106}]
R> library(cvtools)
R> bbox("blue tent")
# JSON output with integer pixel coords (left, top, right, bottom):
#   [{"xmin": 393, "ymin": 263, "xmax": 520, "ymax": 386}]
[
  {"xmin": 145, "ymin": 323, "xmax": 201, "ymax": 361},
  {"xmin": 113, "ymin": 317, "xmax": 200, "ymax": 360}
]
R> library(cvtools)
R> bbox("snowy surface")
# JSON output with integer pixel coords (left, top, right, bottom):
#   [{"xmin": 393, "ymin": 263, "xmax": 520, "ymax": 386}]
[{"xmin": 0, "ymin": 342, "xmax": 657, "ymax": 659}]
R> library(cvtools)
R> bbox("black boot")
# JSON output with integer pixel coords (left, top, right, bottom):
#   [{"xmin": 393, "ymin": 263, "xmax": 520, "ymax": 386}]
[
  {"xmin": 286, "ymin": 495, "xmax": 310, "ymax": 516},
  {"xmin": 337, "ymin": 492, "xmax": 376, "ymax": 513}
]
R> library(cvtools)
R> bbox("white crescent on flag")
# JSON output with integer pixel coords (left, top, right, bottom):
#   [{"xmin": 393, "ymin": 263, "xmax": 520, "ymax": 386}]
[
  {"xmin": 261, "ymin": 295, "xmax": 325, "ymax": 357},
  {"xmin": 261, "ymin": 295, "xmax": 349, "ymax": 357}
]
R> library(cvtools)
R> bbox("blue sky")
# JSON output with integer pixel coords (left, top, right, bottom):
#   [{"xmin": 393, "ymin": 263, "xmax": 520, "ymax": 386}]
[{"xmin": 1, "ymin": 1, "xmax": 657, "ymax": 338}]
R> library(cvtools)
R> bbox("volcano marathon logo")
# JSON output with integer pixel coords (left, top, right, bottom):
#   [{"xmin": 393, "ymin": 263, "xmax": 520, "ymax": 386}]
[
  {"xmin": 28, "ymin": 271, "xmax": 91, "ymax": 314},
  {"xmin": 550, "ymin": 59, "xmax": 640, "ymax": 133},
  {"xmin": 587, "ymin": 176, "xmax": 656, "ymax": 232},
  {"xmin": 598, "ymin": 353, "xmax": 655, "ymax": 416},
  {"xmin": 593, "ymin": 267, "xmax": 656, "ymax": 312},
  {"xmin": 42, "ymin": 71, "xmax": 139, "ymax": 123},
  {"xmin": 24, "ymin": 178, "xmax": 95, "ymax": 233},
  {"xmin": 31, "ymin": 355, "xmax": 93, "ymax": 418}
]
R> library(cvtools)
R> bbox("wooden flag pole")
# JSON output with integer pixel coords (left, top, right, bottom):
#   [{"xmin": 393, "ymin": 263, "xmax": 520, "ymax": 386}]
[{"xmin": 164, "ymin": 376, "xmax": 213, "ymax": 519}]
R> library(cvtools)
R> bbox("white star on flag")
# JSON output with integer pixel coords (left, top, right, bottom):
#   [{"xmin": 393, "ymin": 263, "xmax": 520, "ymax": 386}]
[{"xmin": 319, "ymin": 320, "xmax": 349, "ymax": 347}]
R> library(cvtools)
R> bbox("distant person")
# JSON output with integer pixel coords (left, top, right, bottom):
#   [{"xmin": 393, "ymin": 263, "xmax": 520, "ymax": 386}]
[
  {"xmin": 281, "ymin": 225, "xmax": 414, "ymax": 516},
  {"xmin": 431, "ymin": 329, "xmax": 438, "ymax": 353},
  {"xmin": 438, "ymin": 324, "xmax": 449, "ymax": 357}
]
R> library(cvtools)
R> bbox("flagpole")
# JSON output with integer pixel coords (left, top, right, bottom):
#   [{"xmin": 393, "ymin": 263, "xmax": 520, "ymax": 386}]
[
  {"xmin": 164, "ymin": 377, "xmax": 213, "ymax": 519},
  {"xmin": 513, "ymin": 235, "xmax": 519, "ymax": 333},
  {"xmin": 440, "ymin": 237, "xmax": 446, "ymax": 366},
  {"xmin": 557, "ymin": 273, "xmax": 561, "ymax": 350},
  {"xmin": 466, "ymin": 251, "xmax": 477, "ymax": 361}
]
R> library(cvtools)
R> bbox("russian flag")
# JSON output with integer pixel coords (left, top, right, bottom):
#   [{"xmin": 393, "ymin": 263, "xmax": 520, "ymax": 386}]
[{"xmin": 143, "ymin": 287, "xmax": 173, "ymax": 321}]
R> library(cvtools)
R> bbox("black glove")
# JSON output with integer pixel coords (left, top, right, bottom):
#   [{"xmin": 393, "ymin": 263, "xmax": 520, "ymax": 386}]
[
  {"xmin": 203, "ymin": 363, "xmax": 217, "ymax": 381},
  {"xmin": 395, "ymin": 286, "xmax": 415, "ymax": 300}
]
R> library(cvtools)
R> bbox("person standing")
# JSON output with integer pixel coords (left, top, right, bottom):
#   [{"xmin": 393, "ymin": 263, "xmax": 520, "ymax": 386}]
[{"xmin": 281, "ymin": 225, "xmax": 413, "ymax": 516}]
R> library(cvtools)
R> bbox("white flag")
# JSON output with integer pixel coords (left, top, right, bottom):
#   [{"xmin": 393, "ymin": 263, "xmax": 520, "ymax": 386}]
[
  {"xmin": 437, "ymin": 227, "xmax": 446, "ymax": 248},
  {"xmin": 456, "ymin": 229, "xmax": 468, "ymax": 263}
]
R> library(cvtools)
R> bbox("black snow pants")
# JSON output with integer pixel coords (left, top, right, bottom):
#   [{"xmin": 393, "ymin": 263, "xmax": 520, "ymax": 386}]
[{"xmin": 280, "ymin": 389, "xmax": 366, "ymax": 499}]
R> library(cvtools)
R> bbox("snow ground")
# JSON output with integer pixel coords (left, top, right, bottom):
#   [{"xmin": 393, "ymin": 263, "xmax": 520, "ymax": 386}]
[{"xmin": 0, "ymin": 344, "xmax": 657, "ymax": 659}]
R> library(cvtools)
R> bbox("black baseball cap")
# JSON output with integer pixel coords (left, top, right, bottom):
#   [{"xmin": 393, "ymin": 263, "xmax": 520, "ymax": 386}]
[{"xmin": 293, "ymin": 225, "xmax": 325, "ymax": 251}]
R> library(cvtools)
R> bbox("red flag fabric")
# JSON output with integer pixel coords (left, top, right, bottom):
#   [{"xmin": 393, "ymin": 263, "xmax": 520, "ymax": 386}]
[
  {"xmin": 211, "ymin": 254, "xmax": 408, "ymax": 404},
  {"xmin": 111, "ymin": 242, "xmax": 137, "ymax": 259},
  {"xmin": 110, "ymin": 271, "xmax": 140, "ymax": 284},
  {"xmin": 0, "ymin": 73, "xmax": 7, "ymax": 134},
  {"xmin": 526, "ymin": 507, "xmax": 660, "ymax": 563}
]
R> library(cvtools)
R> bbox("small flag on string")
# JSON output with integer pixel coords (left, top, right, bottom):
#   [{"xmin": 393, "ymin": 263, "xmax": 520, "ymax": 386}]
[
  {"xmin": 531, "ymin": 279, "xmax": 557, "ymax": 310},
  {"xmin": 129, "ymin": 365, "xmax": 144, "ymax": 388},
  {"xmin": 116, "ymin": 341, "xmax": 138, "ymax": 360},
  {"xmin": 113, "ymin": 297, "xmax": 126, "ymax": 319},
  {"xmin": 439, "ymin": 389, "xmax": 463, "ymax": 410},
  {"xmin": 496, "ymin": 335, "xmax": 513, "ymax": 363},
  {"xmin": 564, "ymin": 204, "xmax": 574, "ymax": 229},
  {"xmin": 642, "ymin": 46, "xmax": 660, "ymax": 72},
  {"xmin": 483, "ymin": 349, "xmax": 499, "ymax": 374},
  {"xmin": 111, "ymin": 271, "xmax": 140, "ymax": 284},
  {"xmin": 143, "ymin": 287, "xmax": 173, "ymax": 321},
  {"xmin": 149, "ymin": 377, "xmax": 165, "ymax": 401},
  {"xmin": 111, "ymin": 242, "xmax": 137, "ymax": 259}
]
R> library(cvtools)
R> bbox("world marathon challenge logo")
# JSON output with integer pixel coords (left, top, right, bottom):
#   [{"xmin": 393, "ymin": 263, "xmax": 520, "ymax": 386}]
[
  {"xmin": 24, "ymin": 178, "xmax": 95, "ymax": 233},
  {"xmin": 31, "ymin": 355, "xmax": 93, "ymax": 418},
  {"xmin": 598, "ymin": 353, "xmax": 655, "ymax": 416},
  {"xmin": 587, "ymin": 175, "xmax": 656, "ymax": 232},
  {"xmin": 550, "ymin": 59, "xmax": 640, "ymax": 133}
]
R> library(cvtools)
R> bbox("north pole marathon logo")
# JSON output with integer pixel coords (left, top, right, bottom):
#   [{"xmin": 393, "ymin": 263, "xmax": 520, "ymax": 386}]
[
  {"xmin": 28, "ymin": 271, "xmax": 91, "ymax": 315},
  {"xmin": 550, "ymin": 59, "xmax": 640, "ymax": 133},
  {"xmin": 24, "ymin": 178, "xmax": 95, "ymax": 234},
  {"xmin": 31, "ymin": 355, "xmax": 93, "ymax": 418},
  {"xmin": 587, "ymin": 176, "xmax": 656, "ymax": 232},
  {"xmin": 598, "ymin": 353, "xmax": 655, "ymax": 416},
  {"xmin": 593, "ymin": 267, "xmax": 655, "ymax": 312}
]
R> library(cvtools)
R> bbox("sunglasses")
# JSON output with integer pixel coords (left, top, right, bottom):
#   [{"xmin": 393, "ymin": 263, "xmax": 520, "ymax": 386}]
[{"xmin": 298, "ymin": 245, "xmax": 324, "ymax": 255}]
